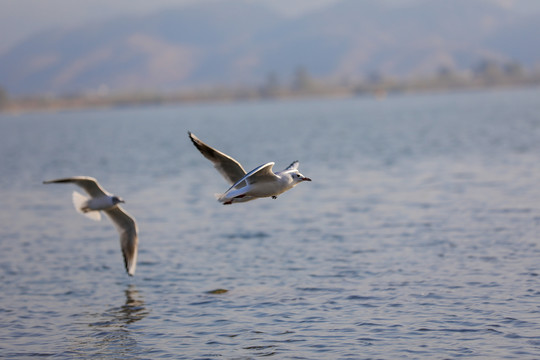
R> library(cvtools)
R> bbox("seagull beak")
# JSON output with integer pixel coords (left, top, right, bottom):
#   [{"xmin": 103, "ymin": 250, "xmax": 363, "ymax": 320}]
[{"xmin": 302, "ymin": 177, "xmax": 312, "ymax": 182}]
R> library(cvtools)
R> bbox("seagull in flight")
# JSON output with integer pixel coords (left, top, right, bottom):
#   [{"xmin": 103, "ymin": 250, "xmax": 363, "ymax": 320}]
[
  {"xmin": 188, "ymin": 131, "xmax": 311, "ymax": 205},
  {"xmin": 43, "ymin": 176, "xmax": 138, "ymax": 276}
]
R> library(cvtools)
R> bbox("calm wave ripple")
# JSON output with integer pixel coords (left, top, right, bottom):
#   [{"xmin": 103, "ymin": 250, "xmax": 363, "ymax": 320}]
[{"xmin": 1, "ymin": 88, "xmax": 540, "ymax": 359}]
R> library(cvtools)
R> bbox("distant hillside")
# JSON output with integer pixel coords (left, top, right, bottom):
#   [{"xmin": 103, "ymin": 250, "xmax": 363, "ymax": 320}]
[{"xmin": 1, "ymin": 0, "xmax": 539, "ymax": 96}]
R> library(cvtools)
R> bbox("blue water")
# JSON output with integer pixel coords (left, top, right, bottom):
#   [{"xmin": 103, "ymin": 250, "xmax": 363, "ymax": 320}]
[{"xmin": 1, "ymin": 88, "xmax": 540, "ymax": 359}]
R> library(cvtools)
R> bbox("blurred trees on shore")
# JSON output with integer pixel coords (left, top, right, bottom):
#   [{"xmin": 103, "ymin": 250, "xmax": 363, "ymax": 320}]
[{"xmin": 2, "ymin": 59, "xmax": 539, "ymax": 113}]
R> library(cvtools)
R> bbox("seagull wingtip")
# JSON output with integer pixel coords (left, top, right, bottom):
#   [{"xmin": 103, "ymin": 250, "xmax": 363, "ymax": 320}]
[{"xmin": 188, "ymin": 131, "xmax": 199, "ymax": 143}]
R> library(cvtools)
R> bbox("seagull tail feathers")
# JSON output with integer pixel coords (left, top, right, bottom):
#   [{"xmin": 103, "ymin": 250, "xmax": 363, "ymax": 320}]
[
  {"xmin": 215, "ymin": 192, "xmax": 256, "ymax": 205},
  {"xmin": 72, "ymin": 191, "xmax": 101, "ymax": 221}
]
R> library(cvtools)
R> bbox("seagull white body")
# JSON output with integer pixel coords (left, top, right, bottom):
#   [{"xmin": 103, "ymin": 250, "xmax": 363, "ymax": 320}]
[
  {"xmin": 43, "ymin": 176, "xmax": 138, "ymax": 276},
  {"xmin": 189, "ymin": 132, "xmax": 311, "ymax": 205}
]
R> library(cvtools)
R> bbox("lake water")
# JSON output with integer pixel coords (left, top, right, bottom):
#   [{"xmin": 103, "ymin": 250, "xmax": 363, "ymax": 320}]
[{"xmin": 1, "ymin": 88, "xmax": 540, "ymax": 359}]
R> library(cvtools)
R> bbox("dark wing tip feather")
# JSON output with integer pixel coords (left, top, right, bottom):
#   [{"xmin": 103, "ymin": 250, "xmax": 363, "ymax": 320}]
[
  {"xmin": 284, "ymin": 161, "xmax": 299, "ymax": 171},
  {"xmin": 121, "ymin": 232, "xmax": 138, "ymax": 276},
  {"xmin": 124, "ymin": 253, "xmax": 134, "ymax": 276},
  {"xmin": 188, "ymin": 131, "xmax": 247, "ymax": 185},
  {"xmin": 43, "ymin": 176, "xmax": 96, "ymax": 183},
  {"xmin": 188, "ymin": 131, "xmax": 222, "ymax": 162},
  {"xmin": 43, "ymin": 178, "xmax": 81, "ymax": 185},
  {"xmin": 187, "ymin": 131, "xmax": 198, "ymax": 143},
  {"xmin": 188, "ymin": 131, "xmax": 207, "ymax": 152}
]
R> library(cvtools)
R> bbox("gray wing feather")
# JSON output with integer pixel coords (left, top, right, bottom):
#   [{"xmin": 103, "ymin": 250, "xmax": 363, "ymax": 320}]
[
  {"xmin": 283, "ymin": 161, "xmax": 299, "ymax": 171},
  {"xmin": 104, "ymin": 206, "xmax": 138, "ymax": 276},
  {"xmin": 188, "ymin": 132, "xmax": 246, "ymax": 186},
  {"xmin": 43, "ymin": 176, "xmax": 108, "ymax": 198},
  {"xmin": 245, "ymin": 162, "xmax": 277, "ymax": 185},
  {"xmin": 222, "ymin": 162, "xmax": 277, "ymax": 196}
]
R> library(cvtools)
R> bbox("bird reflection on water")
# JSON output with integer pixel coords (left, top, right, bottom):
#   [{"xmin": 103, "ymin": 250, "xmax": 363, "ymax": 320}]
[
  {"xmin": 91, "ymin": 284, "xmax": 148, "ymax": 327},
  {"xmin": 73, "ymin": 285, "xmax": 149, "ymax": 358}
]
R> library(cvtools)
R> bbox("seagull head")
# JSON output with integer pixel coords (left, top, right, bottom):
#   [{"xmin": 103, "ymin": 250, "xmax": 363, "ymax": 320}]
[
  {"xmin": 291, "ymin": 171, "xmax": 312, "ymax": 184},
  {"xmin": 111, "ymin": 196, "xmax": 125, "ymax": 205}
]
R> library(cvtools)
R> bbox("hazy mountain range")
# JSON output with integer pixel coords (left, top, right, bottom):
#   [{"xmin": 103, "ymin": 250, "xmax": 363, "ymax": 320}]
[{"xmin": 1, "ymin": 0, "xmax": 539, "ymax": 96}]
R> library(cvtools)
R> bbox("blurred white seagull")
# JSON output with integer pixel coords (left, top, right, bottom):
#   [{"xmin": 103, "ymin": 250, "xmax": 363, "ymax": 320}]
[
  {"xmin": 43, "ymin": 176, "xmax": 138, "ymax": 276},
  {"xmin": 188, "ymin": 131, "xmax": 311, "ymax": 205}
]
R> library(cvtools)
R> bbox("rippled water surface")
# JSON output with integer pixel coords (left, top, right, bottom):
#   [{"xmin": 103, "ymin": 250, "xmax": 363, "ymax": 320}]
[{"xmin": 1, "ymin": 88, "xmax": 540, "ymax": 359}]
